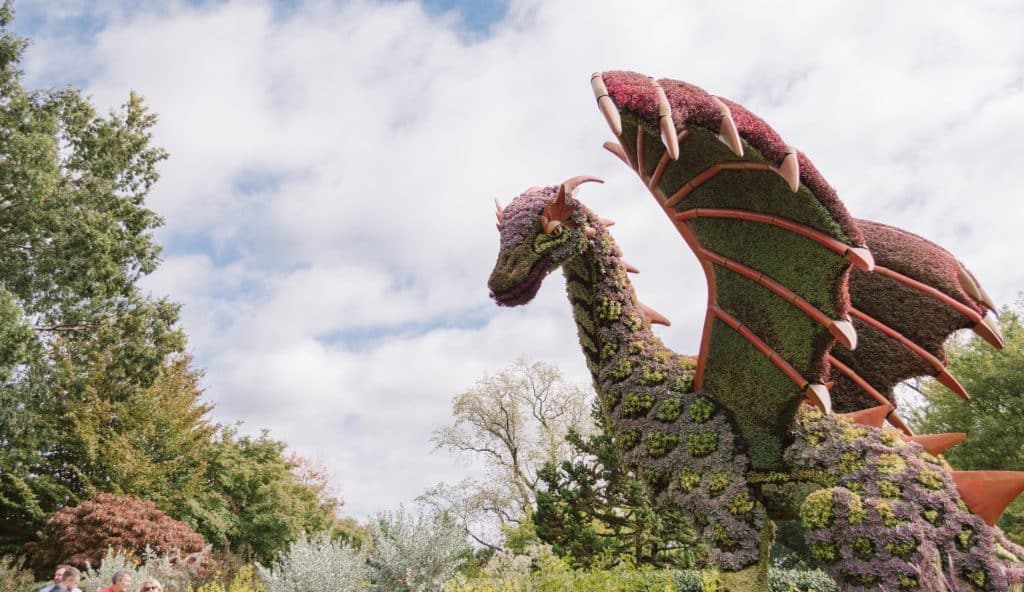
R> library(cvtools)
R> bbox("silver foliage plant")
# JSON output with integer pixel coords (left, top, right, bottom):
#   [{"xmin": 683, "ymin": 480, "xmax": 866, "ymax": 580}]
[
  {"xmin": 81, "ymin": 547, "xmax": 204, "ymax": 592},
  {"xmin": 257, "ymin": 534, "xmax": 369, "ymax": 592},
  {"xmin": 368, "ymin": 506, "xmax": 470, "ymax": 592}
]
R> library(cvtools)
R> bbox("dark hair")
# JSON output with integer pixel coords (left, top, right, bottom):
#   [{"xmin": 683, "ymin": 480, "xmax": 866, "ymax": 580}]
[
  {"xmin": 112, "ymin": 569, "xmax": 132, "ymax": 583},
  {"xmin": 61, "ymin": 566, "xmax": 80, "ymax": 583}
]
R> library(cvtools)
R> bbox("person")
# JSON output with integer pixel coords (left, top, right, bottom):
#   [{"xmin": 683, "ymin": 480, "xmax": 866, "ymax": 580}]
[
  {"xmin": 37, "ymin": 564, "xmax": 69, "ymax": 592},
  {"xmin": 99, "ymin": 570, "xmax": 132, "ymax": 592},
  {"xmin": 51, "ymin": 566, "xmax": 80, "ymax": 592},
  {"xmin": 138, "ymin": 577, "xmax": 163, "ymax": 592},
  {"xmin": 38, "ymin": 565, "xmax": 81, "ymax": 592}
]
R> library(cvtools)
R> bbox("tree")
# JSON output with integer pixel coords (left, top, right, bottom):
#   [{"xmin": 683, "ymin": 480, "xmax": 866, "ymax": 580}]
[
  {"xmin": 29, "ymin": 493, "xmax": 207, "ymax": 570},
  {"xmin": 423, "ymin": 359, "xmax": 592, "ymax": 549},
  {"xmin": 533, "ymin": 402, "xmax": 700, "ymax": 569},
  {"xmin": 0, "ymin": 10, "xmax": 341, "ymax": 567},
  {"xmin": 181, "ymin": 427, "xmax": 340, "ymax": 565},
  {"xmin": 0, "ymin": 3, "xmax": 184, "ymax": 555},
  {"xmin": 910, "ymin": 298, "xmax": 1024, "ymax": 543}
]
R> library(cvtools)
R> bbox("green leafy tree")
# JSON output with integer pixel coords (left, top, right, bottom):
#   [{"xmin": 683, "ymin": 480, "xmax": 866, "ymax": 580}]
[
  {"xmin": 534, "ymin": 402, "xmax": 699, "ymax": 569},
  {"xmin": 183, "ymin": 427, "xmax": 340, "ymax": 565},
  {"xmin": 0, "ymin": 3, "xmax": 183, "ymax": 554},
  {"xmin": 910, "ymin": 298, "xmax": 1024, "ymax": 543}
]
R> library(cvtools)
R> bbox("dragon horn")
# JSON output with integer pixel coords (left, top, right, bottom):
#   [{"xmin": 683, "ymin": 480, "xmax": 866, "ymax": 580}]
[
  {"xmin": 951, "ymin": 471, "xmax": 1024, "ymax": 525},
  {"xmin": 494, "ymin": 198, "xmax": 504, "ymax": 223},
  {"xmin": 560, "ymin": 175, "xmax": 604, "ymax": 194}
]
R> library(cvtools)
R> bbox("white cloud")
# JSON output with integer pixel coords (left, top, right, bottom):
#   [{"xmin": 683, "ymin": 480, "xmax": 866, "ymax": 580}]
[{"xmin": 17, "ymin": 0, "xmax": 1024, "ymax": 518}]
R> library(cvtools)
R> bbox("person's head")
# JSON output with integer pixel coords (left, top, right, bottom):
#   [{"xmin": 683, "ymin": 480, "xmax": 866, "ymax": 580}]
[
  {"xmin": 53, "ymin": 564, "xmax": 71, "ymax": 584},
  {"xmin": 111, "ymin": 570, "xmax": 132, "ymax": 592},
  {"xmin": 139, "ymin": 578, "xmax": 163, "ymax": 592},
  {"xmin": 60, "ymin": 566, "xmax": 80, "ymax": 588}
]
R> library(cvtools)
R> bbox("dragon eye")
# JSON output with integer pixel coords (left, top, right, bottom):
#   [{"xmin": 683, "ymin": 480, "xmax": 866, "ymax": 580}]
[{"xmin": 545, "ymin": 220, "xmax": 564, "ymax": 236}]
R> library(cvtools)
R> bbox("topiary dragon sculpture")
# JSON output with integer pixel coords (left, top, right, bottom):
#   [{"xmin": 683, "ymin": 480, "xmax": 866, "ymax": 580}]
[{"xmin": 487, "ymin": 71, "xmax": 1024, "ymax": 591}]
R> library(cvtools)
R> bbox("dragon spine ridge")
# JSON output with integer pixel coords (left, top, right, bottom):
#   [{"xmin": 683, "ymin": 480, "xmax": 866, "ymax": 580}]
[{"xmin": 487, "ymin": 71, "xmax": 1024, "ymax": 591}]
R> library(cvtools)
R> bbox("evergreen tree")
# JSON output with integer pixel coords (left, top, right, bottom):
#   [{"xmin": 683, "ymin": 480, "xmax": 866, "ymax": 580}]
[{"xmin": 534, "ymin": 402, "xmax": 700, "ymax": 569}]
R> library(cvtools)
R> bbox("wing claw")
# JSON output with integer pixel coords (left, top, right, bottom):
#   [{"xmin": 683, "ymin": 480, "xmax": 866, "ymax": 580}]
[
  {"xmin": 710, "ymin": 96, "xmax": 743, "ymax": 157},
  {"xmin": 591, "ymin": 73, "xmax": 622, "ymax": 136},
  {"xmin": 779, "ymin": 146, "xmax": 800, "ymax": 192},
  {"xmin": 828, "ymin": 318, "xmax": 858, "ymax": 350},
  {"xmin": 845, "ymin": 247, "xmax": 875, "ymax": 271},
  {"xmin": 974, "ymin": 311, "xmax": 1005, "ymax": 349},
  {"xmin": 653, "ymin": 82, "xmax": 679, "ymax": 160},
  {"xmin": 805, "ymin": 383, "xmax": 833, "ymax": 415}
]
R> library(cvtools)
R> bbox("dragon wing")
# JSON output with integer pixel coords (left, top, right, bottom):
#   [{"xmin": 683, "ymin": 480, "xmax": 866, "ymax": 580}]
[
  {"xmin": 594, "ymin": 71, "xmax": 870, "ymax": 470},
  {"xmin": 592, "ymin": 69, "xmax": 1011, "ymax": 516},
  {"xmin": 830, "ymin": 219, "xmax": 1004, "ymax": 421}
]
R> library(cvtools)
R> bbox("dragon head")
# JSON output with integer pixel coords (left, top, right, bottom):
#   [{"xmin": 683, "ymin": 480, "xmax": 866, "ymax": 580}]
[{"xmin": 488, "ymin": 175, "xmax": 603, "ymax": 306}]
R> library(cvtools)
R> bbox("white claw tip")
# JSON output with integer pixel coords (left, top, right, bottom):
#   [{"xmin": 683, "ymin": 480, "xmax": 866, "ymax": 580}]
[
  {"xmin": 711, "ymin": 96, "xmax": 743, "ymax": 157},
  {"xmin": 805, "ymin": 383, "xmax": 833, "ymax": 415},
  {"xmin": 592, "ymin": 73, "xmax": 622, "ymax": 136},
  {"xmin": 780, "ymin": 146, "xmax": 800, "ymax": 192}
]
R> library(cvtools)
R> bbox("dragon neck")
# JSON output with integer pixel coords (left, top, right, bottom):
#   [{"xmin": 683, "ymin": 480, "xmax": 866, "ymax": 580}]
[{"xmin": 562, "ymin": 217, "xmax": 673, "ymax": 389}]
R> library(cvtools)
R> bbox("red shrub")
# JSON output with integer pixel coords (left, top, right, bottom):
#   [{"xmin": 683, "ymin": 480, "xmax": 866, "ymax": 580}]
[{"xmin": 32, "ymin": 493, "xmax": 207, "ymax": 570}]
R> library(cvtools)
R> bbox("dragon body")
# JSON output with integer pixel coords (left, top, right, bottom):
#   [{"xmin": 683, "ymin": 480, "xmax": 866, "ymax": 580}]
[{"xmin": 487, "ymin": 71, "xmax": 1024, "ymax": 591}]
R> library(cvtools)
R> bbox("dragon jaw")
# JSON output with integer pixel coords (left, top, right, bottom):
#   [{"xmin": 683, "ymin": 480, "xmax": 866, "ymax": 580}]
[{"xmin": 488, "ymin": 177, "xmax": 602, "ymax": 307}]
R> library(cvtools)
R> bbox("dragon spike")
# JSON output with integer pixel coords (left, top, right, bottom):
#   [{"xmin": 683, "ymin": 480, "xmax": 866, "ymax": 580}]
[
  {"xmin": 591, "ymin": 73, "xmax": 622, "ymax": 136},
  {"xmin": 828, "ymin": 318, "xmax": 858, "ymax": 350},
  {"xmin": 951, "ymin": 471, "xmax": 1024, "ymax": 526},
  {"xmin": 845, "ymin": 247, "xmax": 875, "ymax": 272},
  {"xmin": 638, "ymin": 302, "xmax": 671, "ymax": 326},
  {"xmin": 904, "ymin": 432, "xmax": 966, "ymax": 456},
  {"xmin": 602, "ymin": 141, "xmax": 629, "ymax": 165},
  {"xmin": 652, "ymin": 82, "xmax": 679, "ymax": 160},
  {"xmin": 710, "ymin": 96, "xmax": 743, "ymax": 157},
  {"xmin": 599, "ymin": 217, "xmax": 615, "ymax": 228},
  {"xmin": 779, "ymin": 146, "xmax": 800, "ymax": 192},
  {"xmin": 584, "ymin": 226, "xmax": 598, "ymax": 238},
  {"xmin": 620, "ymin": 259, "xmax": 639, "ymax": 274},
  {"xmin": 839, "ymin": 403, "xmax": 894, "ymax": 428},
  {"xmin": 935, "ymin": 369, "xmax": 970, "ymax": 400},
  {"xmin": 805, "ymin": 383, "xmax": 833, "ymax": 415},
  {"xmin": 957, "ymin": 265, "xmax": 998, "ymax": 311},
  {"xmin": 494, "ymin": 198, "xmax": 504, "ymax": 223},
  {"xmin": 973, "ymin": 310, "xmax": 1005, "ymax": 349}
]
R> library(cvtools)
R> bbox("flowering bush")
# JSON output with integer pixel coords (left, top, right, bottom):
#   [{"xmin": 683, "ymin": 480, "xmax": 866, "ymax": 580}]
[
  {"xmin": 257, "ymin": 534, "xmax": 367, "ymax": 592},
  {"xmin": 368, "ymin": 506, "xmax": 470, "ymax": 592}
]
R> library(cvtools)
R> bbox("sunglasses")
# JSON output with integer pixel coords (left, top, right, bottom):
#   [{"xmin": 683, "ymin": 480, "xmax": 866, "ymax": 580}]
[{"xmin": 142, "ymin": 587, "xmax": 161, "ymax": 591}]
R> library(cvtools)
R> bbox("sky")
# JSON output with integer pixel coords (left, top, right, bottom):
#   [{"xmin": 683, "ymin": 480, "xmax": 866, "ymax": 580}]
[{"xmin": 11, "ymin": 0, "xmax": 1024, "ymax": 519}]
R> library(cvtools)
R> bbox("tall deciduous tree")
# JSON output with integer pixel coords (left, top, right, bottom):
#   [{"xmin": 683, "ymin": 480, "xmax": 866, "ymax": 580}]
[
  {"xmin": 424, "ymin": 359, "xmax": 592, "ymax": 549},
  {"xmin": 0, "ymin": 3, "xmax": 183, "ymax": 553},
  {"xmin": 910, "ymin": 298, "xmax": 1024, "ymax": 543}
]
